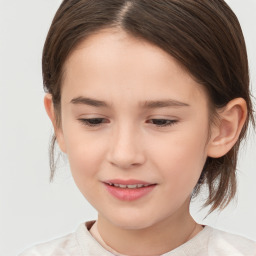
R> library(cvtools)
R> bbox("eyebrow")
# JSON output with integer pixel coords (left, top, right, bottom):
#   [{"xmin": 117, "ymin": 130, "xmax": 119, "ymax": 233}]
[
  {"xmin": 70, "ymin": 96, "xmax": 190, "ymax": 108},
  {"xmin": 142, "ymin": 99, "xmax": 190, "ymax": 108},
  {"xmin": 70, "ymin": 97, "xmax": 108, "ymax": 107}
]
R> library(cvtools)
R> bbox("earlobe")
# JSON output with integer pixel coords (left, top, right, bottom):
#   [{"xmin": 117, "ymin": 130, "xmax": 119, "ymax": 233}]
[
  {"xmin": 207, "ymin": 98, "xmax": 247, "ymax": 158},
  {"xmin": 44, "ymin": 94, "xmax": 67, "ymax": 153}
]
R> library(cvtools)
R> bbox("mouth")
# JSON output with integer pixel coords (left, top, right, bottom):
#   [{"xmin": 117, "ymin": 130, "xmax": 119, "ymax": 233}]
[
  {"xmin": 103, "ymin": 179, "xmax": 157, "ymax": 201},
  {"xmin": 105, "ymin": 182, "xmax": 154, "ymax": 189}
]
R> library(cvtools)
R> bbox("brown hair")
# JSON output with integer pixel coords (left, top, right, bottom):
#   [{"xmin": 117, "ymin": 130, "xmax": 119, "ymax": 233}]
[{"xmin": 42, "ymin": 0, "xmax": 254, "ymax": 212}]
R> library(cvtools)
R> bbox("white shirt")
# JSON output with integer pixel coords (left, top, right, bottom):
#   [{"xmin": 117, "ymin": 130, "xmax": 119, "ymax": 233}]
[{"xmin": 19, "ymin": 220, "xmax": 256, "ymax": 256}]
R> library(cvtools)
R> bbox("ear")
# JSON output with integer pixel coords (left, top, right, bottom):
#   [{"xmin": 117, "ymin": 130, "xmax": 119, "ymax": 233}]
[
  {"xmin": 44, "ymin": 94, "xmax": 67, "ymax": 153},
  {"xmin": 207, "ymin": 98, "xmax": 247, "ymax": 158}
]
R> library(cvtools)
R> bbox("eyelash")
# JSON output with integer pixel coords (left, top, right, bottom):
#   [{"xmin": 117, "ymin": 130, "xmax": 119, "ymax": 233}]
[
  {"xmin": 147, "ymin": 119, "xmax": 178, "ymax": 127},
  {"xmin": 78, "ymin": 118, "xmax": 107, "ymax": 127},
  {"xmin": 78, "ymin": 118, "xmax": 178, "ymax": 127}
]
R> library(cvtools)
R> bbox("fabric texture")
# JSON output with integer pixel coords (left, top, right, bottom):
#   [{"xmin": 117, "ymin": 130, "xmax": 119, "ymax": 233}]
[{"xmin": 19, "ymin": 220, "xmax": 256, "ymax": 256}]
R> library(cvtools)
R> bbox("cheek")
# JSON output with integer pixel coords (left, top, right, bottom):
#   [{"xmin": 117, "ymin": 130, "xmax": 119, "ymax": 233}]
[
  {"xmin": 151, "ymin": 128, "xmax": 208, "ymax": 188},
  {"xmin": 65, "ymin": 138, "xmax": 106, "ymax": 205},
  {"xmin": 62, "ymin": 125, "xmax": 107, "ymax": 185}
]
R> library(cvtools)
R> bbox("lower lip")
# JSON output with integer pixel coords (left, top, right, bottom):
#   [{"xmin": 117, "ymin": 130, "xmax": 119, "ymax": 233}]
[{"xmin": 104, "ymin": 183, "xmax": 156, "ymax": 201}]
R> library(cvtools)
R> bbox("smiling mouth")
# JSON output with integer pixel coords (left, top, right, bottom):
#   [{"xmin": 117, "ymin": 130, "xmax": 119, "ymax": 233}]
[
  {"xmin": 105, "ymin": 183, "xmax": 154, "ymax": 189},
  {"xmin": 103, "ymin": 180, "xmax": 157, "ymax": 201}
]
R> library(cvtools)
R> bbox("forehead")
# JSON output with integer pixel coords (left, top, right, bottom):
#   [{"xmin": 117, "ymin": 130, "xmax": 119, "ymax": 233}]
[
  {"xmin": 65, "ymin": 28, "xmax": 189, "ymax": 80},
  {"xmin": 62, "ymin": 28, "xmax": 208, "ymax": 108}
]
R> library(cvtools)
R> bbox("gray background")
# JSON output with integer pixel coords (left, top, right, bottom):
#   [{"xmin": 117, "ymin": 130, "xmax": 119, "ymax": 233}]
[{"xmin": 0, "ymin": 1, "xmax": 255, "ymax": 255}]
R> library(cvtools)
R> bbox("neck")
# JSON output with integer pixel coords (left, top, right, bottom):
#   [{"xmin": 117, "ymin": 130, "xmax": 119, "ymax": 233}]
[{"xmin": 97, "ymin": 202, "xmax": 202, "ymax": 256}]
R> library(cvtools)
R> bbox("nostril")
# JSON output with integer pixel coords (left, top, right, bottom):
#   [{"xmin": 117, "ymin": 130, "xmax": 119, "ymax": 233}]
[{"xmin": 108, "ymin": 153, "xmax": 145, "ymax": 169}]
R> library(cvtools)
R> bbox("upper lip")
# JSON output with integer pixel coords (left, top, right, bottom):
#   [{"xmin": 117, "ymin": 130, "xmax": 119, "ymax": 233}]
[{"xmin": 104, "ymin": 179, "xmax": 155, "ymax": 185}]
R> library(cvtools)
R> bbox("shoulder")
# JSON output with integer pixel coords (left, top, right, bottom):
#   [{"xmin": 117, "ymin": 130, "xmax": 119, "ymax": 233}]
[
  {"xmin": 18, "ymin": 231, "xmax": 80, "ymax": 256},
  {"xmin": 208, "ymin": 227, "xmax": 256, "ymax": 256},
  {"xmin": 18, "ymin": 221, "xmax": 111, "ymax": 256}
]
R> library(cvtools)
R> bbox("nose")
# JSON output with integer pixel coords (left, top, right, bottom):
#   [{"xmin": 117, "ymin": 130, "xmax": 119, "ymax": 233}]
[{"xmin": 107, "ymin": 125, "xmax": 146, "ymax": 169}]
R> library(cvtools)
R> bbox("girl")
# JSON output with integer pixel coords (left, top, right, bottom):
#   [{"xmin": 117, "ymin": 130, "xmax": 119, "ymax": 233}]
[{"xmin": 20, "ymin": 0, "xmax": 256, "ymax": 255}]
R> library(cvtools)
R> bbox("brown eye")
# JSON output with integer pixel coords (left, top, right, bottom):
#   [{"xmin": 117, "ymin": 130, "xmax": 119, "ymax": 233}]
[
  {"xmin": 148, "ymin": 119, "xmax": 178, "ymax": 127},
  {"xmin": 78, "ymin": 118, "xmax": 107, "ymax": 127}
]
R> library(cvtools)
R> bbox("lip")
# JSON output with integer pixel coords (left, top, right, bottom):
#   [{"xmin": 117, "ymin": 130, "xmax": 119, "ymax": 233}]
[
  {"xmin": 103, "ymin": 179, "xmax": 156, "ymax": 201},
  {"xmin": 105, "ymin": 179, "xmax": 153, "ymax": 185}
]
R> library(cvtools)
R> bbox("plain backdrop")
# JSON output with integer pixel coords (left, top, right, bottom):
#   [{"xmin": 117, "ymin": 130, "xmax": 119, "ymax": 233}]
[{"xmin": 0, "ymin": 1, "xmax": 256, "ymax": 255}]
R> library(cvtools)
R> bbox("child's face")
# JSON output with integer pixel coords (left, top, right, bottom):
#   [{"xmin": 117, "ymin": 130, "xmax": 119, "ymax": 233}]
[{"xmin": 57, "ymin": 29, "xmax": 212, "ymax": 229}]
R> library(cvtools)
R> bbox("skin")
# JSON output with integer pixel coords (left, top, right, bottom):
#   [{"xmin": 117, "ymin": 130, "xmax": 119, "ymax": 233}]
[{"xmin": 45, "ymin": 28, "xmax": 247, "ymax": 255}]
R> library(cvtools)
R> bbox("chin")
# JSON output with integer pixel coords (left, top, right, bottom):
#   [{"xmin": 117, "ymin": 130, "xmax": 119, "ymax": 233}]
[{"xmin": 106, "ymin": 210, "xmax": 164, "ymax": 231}]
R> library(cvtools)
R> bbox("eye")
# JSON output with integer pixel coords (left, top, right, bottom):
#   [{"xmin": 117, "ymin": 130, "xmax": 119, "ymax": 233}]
[
  {"xmin": 78, "ymin": 118, "xmax": 108, "ymax": 127},
  {"xmin": 147, "ymin": 119, "xmax": 178, "ymax": 127}
]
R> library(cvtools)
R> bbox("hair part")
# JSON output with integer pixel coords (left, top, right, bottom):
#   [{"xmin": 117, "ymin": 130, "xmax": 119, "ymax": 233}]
[{"xmin": 42, "ymin": 0, "xmax": 255, "ymax": 212}]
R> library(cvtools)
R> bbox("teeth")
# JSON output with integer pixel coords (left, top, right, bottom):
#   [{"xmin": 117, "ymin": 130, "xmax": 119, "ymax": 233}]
[
  {"xmin": 127, "ymin": 184, "xmax": 138, "ymax": 189},
  {"xmin": 108, "ymin": 183, "xmax": 151, "ymax": 189}
]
